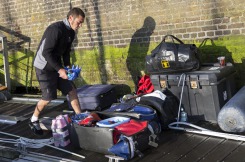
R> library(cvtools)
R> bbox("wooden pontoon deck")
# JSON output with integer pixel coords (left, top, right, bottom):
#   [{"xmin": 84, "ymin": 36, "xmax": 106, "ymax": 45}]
[{"xmin": 0, "ymin": 99, "xmax": 245, "ymax": 162}]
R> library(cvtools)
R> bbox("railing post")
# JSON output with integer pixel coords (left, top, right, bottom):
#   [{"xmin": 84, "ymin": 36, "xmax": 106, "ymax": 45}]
[{"xmin": 0, "ymin": 35, "xmax": 11, "ymax": 92}]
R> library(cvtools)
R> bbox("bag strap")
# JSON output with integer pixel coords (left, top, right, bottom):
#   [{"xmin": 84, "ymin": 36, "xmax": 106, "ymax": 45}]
[
  {"xmin": 162, "ymin": 35, "xmax": 184, "ymax": 44},
  {"xmin": 162, "ymin": 35, "xmax": 181, "ymax": 64},
  {"xmin": 108, "ymin": 102, "xmax": 138, "ymax": 112},
  {"xmin": 96, "ymin": 111, "xmax": 142, "ymax": 119},
  {"xmin": 199, "ymin": 38, "xmax": 215, "ymax": 48},
  {"xmin": 151, "ymin": 35, "xmax": 183, "ymax": 62}
]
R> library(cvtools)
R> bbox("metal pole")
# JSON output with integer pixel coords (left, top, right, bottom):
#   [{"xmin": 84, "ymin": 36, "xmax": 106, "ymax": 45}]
[{"xmin": 0, "ymin": 35, "xmax": 11, "ymax": 91}]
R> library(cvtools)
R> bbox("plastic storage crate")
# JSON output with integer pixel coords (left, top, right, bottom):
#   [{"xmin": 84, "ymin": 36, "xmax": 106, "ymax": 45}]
[
  {"xmin": 150, "ymin": 65, "xmax": 237, "ymax": 122},
  {"xmin": 70, "ymin": 123, "xmax": 115, "ymax": 154}
]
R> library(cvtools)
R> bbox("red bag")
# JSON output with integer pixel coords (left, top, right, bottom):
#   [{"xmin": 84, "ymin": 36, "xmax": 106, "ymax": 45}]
[
  {"xmin": 136, "ymin": 75, "xmax": 154, "ymax": 95},
  {"xmin": 115, "ymin": 119, "xmax": 148, "ymax": 136},
  {"xmin": 78, "ymin": 113, "xmax": 101, "ymax": 127}
]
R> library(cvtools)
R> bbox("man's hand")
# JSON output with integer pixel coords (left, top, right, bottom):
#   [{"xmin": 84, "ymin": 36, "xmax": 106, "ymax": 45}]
[
  {"xmin": 64, "ymin": 65, "xmax": 81, "ymax": 81},
  {"xmin": 58, "ymin": 68, "xmax": 68, "ymax": 79}
]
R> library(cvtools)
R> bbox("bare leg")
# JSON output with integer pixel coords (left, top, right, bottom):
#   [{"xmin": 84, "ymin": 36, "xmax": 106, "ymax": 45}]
[
  {"xmin": 33, "ymin": 99, "xmax": 50, "ymax": 118},
  {"xmin": 29, "ymin": 99, "xmax": 50, "ymax": 135},
  {"xmin": 68, "ymin": 86, "xmax": 82, "ymax": 114}
]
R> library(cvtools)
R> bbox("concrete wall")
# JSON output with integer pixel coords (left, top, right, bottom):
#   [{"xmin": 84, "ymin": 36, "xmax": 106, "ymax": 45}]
[{"xmin": 0, "ymin": 0, "xmax": 245, "ymax": 93}]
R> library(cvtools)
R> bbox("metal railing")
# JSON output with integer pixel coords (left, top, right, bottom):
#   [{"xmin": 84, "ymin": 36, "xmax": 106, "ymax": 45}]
[{"xmin": 0, "ymin": 35, "xmax": 11, "ymax": 91}]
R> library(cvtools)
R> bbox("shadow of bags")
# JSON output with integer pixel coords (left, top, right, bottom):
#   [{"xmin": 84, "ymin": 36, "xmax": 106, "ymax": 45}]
[{"xmin": 198, "ymin": 38, "xmax": 233, "ymax": 65}]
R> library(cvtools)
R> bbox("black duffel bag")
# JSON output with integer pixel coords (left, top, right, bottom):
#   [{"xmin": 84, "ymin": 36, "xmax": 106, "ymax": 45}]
[{"xmin": 146, "ymin": 35, "xmax": 200, "ymax": 74}]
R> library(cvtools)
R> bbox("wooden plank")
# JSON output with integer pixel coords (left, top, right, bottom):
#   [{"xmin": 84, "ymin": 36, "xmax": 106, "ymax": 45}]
[
  {"xmin": 199, "ymin": 139, "xmax": 242, "ymax": 162},
  {"xmin": 0, "ymin": 103, "xmax": 22, "ymax": 114},
  {"xmin": 0, "ymin": 147, "xmax": 20, "ymax": 159},
  {"xmin": 129, "ymin": 131, "xmax": 193, "ymax": 162},
  {"xmin": 0, "ymin": 101, "xmax": 57, "ymax": 118},
  {"xmin": 155, "ymin": 133, "xmax": 207, "ymax": 162},
  {"xmin": 0, "ymin": 102, "xmax": 16, "ymax": 109},
  {"xmin": 222, "ymin": 142, "xmax": 245, "ymax": 162},
  {"xmin": 0, "ymin": 104, "xmax": 31, "ymax": 116},
  {"xmin": 8, "ymin": 105, "xmax": 36, "ymax": 117},
  {"xmin": 178, "ymin": 136, "xmax": 224, "ymax": 162}
]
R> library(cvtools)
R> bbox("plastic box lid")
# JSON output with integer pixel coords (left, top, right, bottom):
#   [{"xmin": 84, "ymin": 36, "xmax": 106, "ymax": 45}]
[{"xmin": 96, "ymin": 116, "xmax": 130, "ymax": 128}]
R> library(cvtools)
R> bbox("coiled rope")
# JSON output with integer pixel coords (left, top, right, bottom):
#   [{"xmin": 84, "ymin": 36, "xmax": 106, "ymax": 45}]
[{"xmin": 0, "ymin": 131, "xmax": 85, "ymax": 159}]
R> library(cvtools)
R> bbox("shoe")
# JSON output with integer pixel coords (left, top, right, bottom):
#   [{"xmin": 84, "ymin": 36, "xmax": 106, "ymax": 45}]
[{"xmin": 29, "ymin": 119, "xmax": 43, "ymax": 135}]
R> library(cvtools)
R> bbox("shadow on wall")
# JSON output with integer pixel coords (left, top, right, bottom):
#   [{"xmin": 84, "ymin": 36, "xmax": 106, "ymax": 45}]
[
  {"xmin": 74, "ymin": 0, "xmax": 107, "ymax": 84},
  {"xmin": 91, "ymin": 0, "xmax": 107, "ymax": 84},
  {"xmin": 198, "ymin": 38, "xmax": 234, "ymax": 65},
  {"xmin": 197, "ymin": 37, "xmax": 243, "ymax": 90},
  {"xmin": 127, "ymin": 16, "xmax": 156, "ymax": 91},
  {"xmin": 0, "ymin": 25, "xmax": 34, "ymax": 93},
  {"xmin": 234, "ymin": 58, "xmax": 245, "ymax": 90}
]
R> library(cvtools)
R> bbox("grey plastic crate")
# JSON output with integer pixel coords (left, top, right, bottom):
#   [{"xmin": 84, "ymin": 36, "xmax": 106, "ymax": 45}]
[{"xmin": 150, "ymin": 65, "xmax": 237, "ymax": 122}]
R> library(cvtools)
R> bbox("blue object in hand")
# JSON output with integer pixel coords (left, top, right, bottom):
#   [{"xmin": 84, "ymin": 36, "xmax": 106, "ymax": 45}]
[
  {"xmin": 65, "ymin": 65, "xmax": 81, "ymax": 81},
  {"xmin": 64, "ymin": 66, "xmax": 69, "ymax": 71}
]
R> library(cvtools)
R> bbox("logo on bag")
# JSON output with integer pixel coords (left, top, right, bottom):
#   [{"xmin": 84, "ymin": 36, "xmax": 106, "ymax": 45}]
[{"xmin": 161, "ymin": 60, "xmax": 170, "ymax": 68}]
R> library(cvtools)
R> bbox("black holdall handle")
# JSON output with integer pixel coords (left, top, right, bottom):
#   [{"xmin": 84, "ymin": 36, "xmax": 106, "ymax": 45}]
[
  {"xmin": 162, "ymin": 35, "xmax": 184, "ymax": 44},
  {"xmin": 162, "ymin": 35, "xmax": 183, "ymax": 64},
  {"xmin": 151, "ymin": 35, "xmax": 183, "ymax": 58},
  {"xmin": 199, "ymin": 38, "xmax": 215, "ymax": 48}
]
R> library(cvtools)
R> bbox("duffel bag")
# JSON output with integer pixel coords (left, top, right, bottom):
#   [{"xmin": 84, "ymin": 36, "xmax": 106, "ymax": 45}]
[{"xmin": 146, "ymin": 34, "xmax": 200, "ymax": 74}]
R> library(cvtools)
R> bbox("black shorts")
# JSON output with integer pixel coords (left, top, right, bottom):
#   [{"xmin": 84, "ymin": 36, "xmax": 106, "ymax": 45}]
[{"xmin": 35, "ymin": 68, "xmax": 73, "ymax": 100}]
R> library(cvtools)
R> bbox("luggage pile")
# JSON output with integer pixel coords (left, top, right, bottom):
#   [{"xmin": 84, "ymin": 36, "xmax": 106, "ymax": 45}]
[
  {"xmin": 66, "ymin": 89, "xmax": 179, "ymax": 160},
  {"xmin": 61, "ymin": 35, "xmax": 238, "ymax": 160},
  {"xmin": 61, "ymin": 61, "xmax": 182, "ymax": 160},
  {"xmin": 68, "ymin": 96, "xmax": 166, "ymax": 160}
]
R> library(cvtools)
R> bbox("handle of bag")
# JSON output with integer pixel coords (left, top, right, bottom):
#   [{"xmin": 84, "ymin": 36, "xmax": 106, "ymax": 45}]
[
  {"xmin": 96, "ymin": 111, "xmax": 141, "ymax": 119},
  {"xmin": 199, "ymin": 38, "xmax": 215, "ymax": 48},
  {"xmin": 150, "ymin": 35, "xmax": 183, "ymax": 61},
  {"xmin": 162, "ymin": 35, "xmax": 182, "ymax": 64},
  {"xmin": 162, "ymin": 35, "xmax": 184, "ymax": 44}
]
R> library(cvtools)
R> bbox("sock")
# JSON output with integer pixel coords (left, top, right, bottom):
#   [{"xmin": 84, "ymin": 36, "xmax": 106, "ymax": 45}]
[{"xmin": 31, "ymin": 115, "xmax": 39, "ymax": 122}]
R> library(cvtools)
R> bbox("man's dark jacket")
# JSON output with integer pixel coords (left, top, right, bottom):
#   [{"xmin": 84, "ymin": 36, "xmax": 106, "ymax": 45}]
[{"xmin": 34, "ymin": 19, "xmax": 75, "ymax": 72}]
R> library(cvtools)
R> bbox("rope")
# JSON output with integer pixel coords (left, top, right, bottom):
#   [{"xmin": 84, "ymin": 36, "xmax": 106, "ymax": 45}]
[
  {"xmin": 169, "ymin": 122, "xmax": 208, "ymax": 131},
  {"xmin": 17, "ymin": 137, "xmax": 54, "ymax": 149},
  {"xmin": 169, "ymin": 121, "xmax": 245, "ymax": 142},
  {"xmin": 0, "ymin": 131, "xmax": 85, "ymax": 159},
  {"xmin": 177, "ymin": 73, "xmax": 186, "ymax": 122},
  {"xmin": 0, "ymin": 138, "xmax": 17, "ymax": 144},
  {"xmin": 0, "ymin": 132, "xmax": 53, "ymax": 149}
]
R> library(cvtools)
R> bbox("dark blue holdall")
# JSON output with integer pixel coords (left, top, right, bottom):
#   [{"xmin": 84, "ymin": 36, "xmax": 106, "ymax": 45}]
[{"xmin": 67, "ymin": 84, "xmax": 117, "ymax": 111}]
